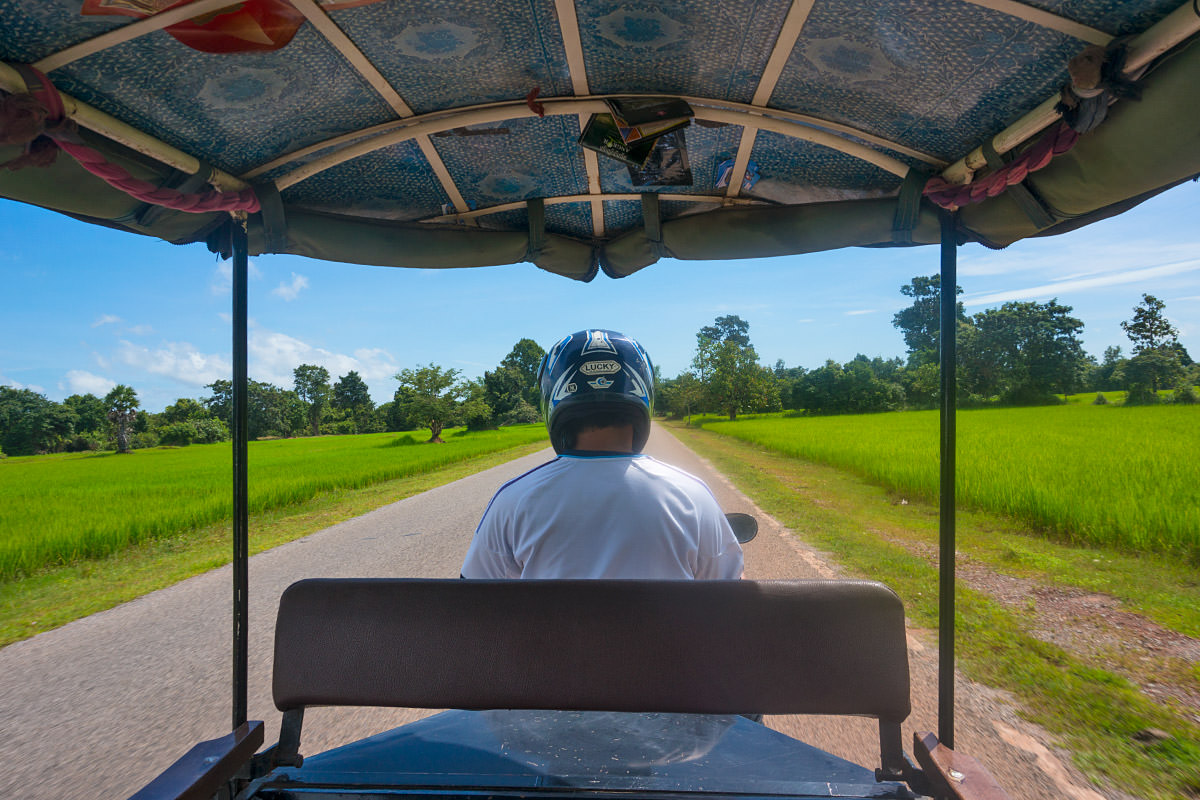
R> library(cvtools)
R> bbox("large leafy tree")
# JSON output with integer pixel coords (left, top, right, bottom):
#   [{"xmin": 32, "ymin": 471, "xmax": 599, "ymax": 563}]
[
  {"xmin": 393, "ymin": 364, "xmax": 467, "ymax": 443},
  {"xmin": 481, "ymin": 338, "xmax": 546, "ymax": 425},
  {"xmin": 330, "ymin": 370, "xmax": 378, "ymax": 434},
  {"xmin": 959, "ymin": 299, "xmax": 1086, "ymax": 403},
  {"xmin": 204, "ymin": 379, "xmax": 305, "ymax": 439},
  {"xmin": 892, "ymin": 275, "xmax": 966, "ymax": 367},
  {"xmin": 699, "ymin": 314, "xmax": 751, "ymax": 347},
  {"xmin": 0, "ymin": 386, "xmax": 74, "ymax": 455},
  {"xmin": 793, "ymin": 357, "xmax": 905, "ymax": 414},
  {"xmin": 1119, "ymin": 294, "xmax": 1187, "ymax": 394},
  {"xmin": 499, "ymin": 338, "xmax": 546, "ymax": 409},
  {"xmin": 104, "ymin": 384, "xmax": 140, "ymax": 453},
  {"xmin": 1092, "ymin": 345, "xmax": 1125, "ymax": 391},
  {"xmin": 482, "ymin": 365, "xmax": 526, "ymax": 423},
  {"xmin": 160, "ymin": 397, "xmax": 209, "ymax": 425},
  {"xmin": 293, "ymin": 364, "xmax": 331, "ymax": 436},
  {"xmin": 332, "ymin": 370, "xmax": 372, "ymax": 412},
  {"xmin": 692, "ymin": 317, "xmax": 779, "ymax": 420},
  {"xmin": 62, "ymin": 393, "xmax": 107, "ymax": 434},
  {"xmin": 656, "ymin": 371, "xmax": 706, "ymax": 422}
]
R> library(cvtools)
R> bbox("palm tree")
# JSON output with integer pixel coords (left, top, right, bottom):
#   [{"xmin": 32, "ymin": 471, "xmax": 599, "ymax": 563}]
[{"xmin": 104, "ymin": 384, "xmax": 140, "ymax": 453}]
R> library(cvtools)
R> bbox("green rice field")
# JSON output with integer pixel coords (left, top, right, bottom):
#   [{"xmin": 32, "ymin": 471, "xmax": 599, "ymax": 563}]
[
  {"xmin": 700, "ymin": 405, "xmax": 1200, "ymax": 559},
  {"xmin": 0, "ymin": 426, "xmax": 548, "ymax": 581}
]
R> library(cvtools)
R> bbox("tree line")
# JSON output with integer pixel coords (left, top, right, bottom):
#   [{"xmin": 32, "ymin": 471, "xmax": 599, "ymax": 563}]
[
  {"xmin": 0, "ymin": 338, "xmax": 546, "ymax": 457},
  {"xmin": 3, "ymin": 286, "xmax": 1194, "ymax": 456},
  {"xmin": 656, "ymin": 284, "xmax": 1196, "ymax": 420}
]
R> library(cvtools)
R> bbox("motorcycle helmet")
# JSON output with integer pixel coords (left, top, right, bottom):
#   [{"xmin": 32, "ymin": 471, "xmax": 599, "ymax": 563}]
[{"xmin": 538, "ymin": 330, "xmax": 654, "ymax": 454}]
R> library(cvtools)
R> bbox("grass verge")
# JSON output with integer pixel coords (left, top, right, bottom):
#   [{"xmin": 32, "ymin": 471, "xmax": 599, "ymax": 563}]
[
  {"xmin": 666, "ymin": 421, "xmax": 1200, "ymax": 800},
  {"xmin": 0, "ymin": 440, "xmax": 547, "ymax": 649}
]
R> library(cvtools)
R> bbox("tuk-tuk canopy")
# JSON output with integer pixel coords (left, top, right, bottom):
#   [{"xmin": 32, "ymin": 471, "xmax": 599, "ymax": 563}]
[{"xmin": 2, "ymin": 0, "xmax": 1198, "ymax": 281}]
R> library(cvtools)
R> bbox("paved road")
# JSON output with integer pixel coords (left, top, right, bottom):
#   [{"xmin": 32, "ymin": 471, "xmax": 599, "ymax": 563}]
[{"xmin": 0, "ymin": 425, "xmax": 1105, "ymax": 800}]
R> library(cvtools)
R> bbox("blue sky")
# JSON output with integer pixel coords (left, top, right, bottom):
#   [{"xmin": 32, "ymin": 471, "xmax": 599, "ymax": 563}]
[{"xmin": 2, "ymin": 180, "xmax": 1198, "ymax": 413}]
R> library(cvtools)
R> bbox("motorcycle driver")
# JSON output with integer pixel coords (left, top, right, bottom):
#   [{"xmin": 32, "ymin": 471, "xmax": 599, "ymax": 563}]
[{"xmin": 461, "ymin": 329, "xmax": 744, "ymax": 580}]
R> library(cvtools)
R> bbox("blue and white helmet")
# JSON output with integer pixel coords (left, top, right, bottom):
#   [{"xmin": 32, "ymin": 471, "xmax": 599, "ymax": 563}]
[{"xmin": 538, "ymin": 330, "xmax": 654, "ymax": 453}]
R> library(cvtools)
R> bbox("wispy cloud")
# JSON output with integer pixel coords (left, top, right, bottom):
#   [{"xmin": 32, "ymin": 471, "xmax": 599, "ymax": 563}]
[
  {"xmin": 959, "ymin": 238, "xmax": 1200, "ymax": 279},
  {"xmin": 117, "ymin": 340, "xmax": 231, "ymax": 386},
  {"xmin": 91, "ymin": 314, "xmax": 121, "ymax": 328},
  {"xmin": 962, "ymin": 258, "xmax": 1200, "ymax": 308},
  {"xmin": 249, "ymin": 331, "xmax": 398, "ymax": 388},
  {"xmin": 62, "ymin": 370, "xmax": 115, "ymax": 396},
  {"xmin": 127, "ymin": 324, "xmax": 154, "ymax": 336},
  {"xmin": 1, "ymin": 373, "xmax": 43, "ymax": 393},
  {"xmin": 271, "ymin": 272, "xmax": 309, "ymax": 301},
  {"xmin": 844, "ymin": 309, "xmax": 876, "ymax": 316}
]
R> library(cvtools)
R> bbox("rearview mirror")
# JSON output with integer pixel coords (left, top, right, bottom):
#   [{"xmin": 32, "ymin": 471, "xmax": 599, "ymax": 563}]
[{"xmin": 724, "ymin": 512, "xmax": 758, "ymax": 544}]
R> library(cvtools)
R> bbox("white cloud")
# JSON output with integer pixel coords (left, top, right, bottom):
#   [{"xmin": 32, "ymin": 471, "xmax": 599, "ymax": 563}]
[
  {"xmin": 795, "ymin": 318, "xmax": 815, "ymax": 324},
  {"xmin": 127, "ymin": 324, "xmax": 154, "ymax": 336},
  {"xmin": 962, "ymin": 258, "xmax": 1200, "ymax": 308},
  {"xmin": 844, "ymin": 309, "xmax": 876, "ymax": 316},
  {"xmin": 91, "ymin": 314, "xmax": 121, "ymax": 328},
  {"xmin": 117, "ymin": 340, "xmax": 231, "ymax": 386},
  {"xmin": 249, "ymin": 331, "xmax": 398, "ymax": 387},
  {"xmin": 62, "ymin": 370, "xmax": 115, "ymax": 396},
  {"xmin": 271, "ymin": 272, "xmax": 309, "ymax": 301},
  {"xmin": 1, "ymin": 373, "xmax": 43, "ymax": 393}
]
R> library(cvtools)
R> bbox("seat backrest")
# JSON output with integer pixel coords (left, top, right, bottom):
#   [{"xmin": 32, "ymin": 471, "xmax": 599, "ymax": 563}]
[{"xmin": 272, "ymin": 578, "xmax": 910, "ymax": 723}]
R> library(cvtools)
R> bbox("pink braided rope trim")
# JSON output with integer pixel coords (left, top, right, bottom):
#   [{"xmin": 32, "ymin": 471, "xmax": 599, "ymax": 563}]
[
  {"xmin": 923, "ymin": 122, "xmax": 1080, "ymax": 210},
  {"xmin": 23, "ymin": 65, "xmax": 259, "ymax": 214},
  {"xmin": 55, "ymin": 137, "xmax": 261, "ymax": 213}
]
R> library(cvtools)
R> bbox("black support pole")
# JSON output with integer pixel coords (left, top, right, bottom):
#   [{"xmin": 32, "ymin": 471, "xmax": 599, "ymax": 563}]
[
  {"xmin": 231, "ymin": 219, "xmax": 249, "ymax": 730},
  {"xmin": 937, "ymin": 208, "xmax": 958, "ymax": 749}
]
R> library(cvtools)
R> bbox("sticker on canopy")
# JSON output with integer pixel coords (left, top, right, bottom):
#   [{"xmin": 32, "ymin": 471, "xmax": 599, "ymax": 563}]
[
  {"xmin": 582, "ymin": 330, "xmax": 617, "ymax": 355},
  {"xmin": 81, "ymin": 0, "xmax": 387, "ymax": 53}
]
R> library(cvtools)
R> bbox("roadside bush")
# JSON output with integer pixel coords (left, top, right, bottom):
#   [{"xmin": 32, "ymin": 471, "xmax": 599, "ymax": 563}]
[
  {"xmin": 130, "ymin": 431, "xmax": 159, "ymax": 450},
  {"xmin": 461, "ymin": 398, "xmax": 494, "ymax": 431},
  {"xmin": 191, "ymin": 418, "xmax": 229, "ymax": 443},
  {"xmin": 321, "ymin": 419, "xmax": 357, "ymax": 436},
  {"xmin": 63, "ymin": 433, "xmax": 104, "ymax": 452},
  {"xmin": 500, "ymin": 398, "xmax": 540, "ymax": 425},
  {"xmin": 1123, "ymin": 385, "xmax": 1159, "ymax": 405},
  {"xmin": 157, "ymin": 422, "xmax": 197, "ymax": 446},
  {"xmin": 1172, "ymin": 382, "xmax": 1198, "ymax": 405}
]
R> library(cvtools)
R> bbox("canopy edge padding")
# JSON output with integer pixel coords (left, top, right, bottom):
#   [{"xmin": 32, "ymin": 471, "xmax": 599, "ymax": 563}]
[
  {"xmin": 239, "ymin": 208, "xmax": 599, "ymax": 281},
  {"xmin": 603, "ymin": 198, "xmax": 944, "ymax": 277}
]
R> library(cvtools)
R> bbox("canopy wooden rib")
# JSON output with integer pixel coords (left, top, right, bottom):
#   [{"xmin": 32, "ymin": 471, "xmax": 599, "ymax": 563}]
[
  {"xmin": 960, "ymin": 0, "xmax": 1112, "ymax": 45},
  {"xmin": 32, "ymin": 0, "xmax": 241, "ymax": 73},
  {"xmin": 425, "ymin": 192, "xmax": 763, "ymax": 223},
  {"xmin": 288, "ymin": 0, "xmax": 471, "ymax": 215},
  {"xmin": 725, "ymin": 0, "xmax": 818, "ymax": 199},
  {"xmin": 271, "ymin": 97, "xmax": 931, "ymax": 191},
  {"xmin": 552, "ymin": 0, "xmax": 604, "ymax": 235}
]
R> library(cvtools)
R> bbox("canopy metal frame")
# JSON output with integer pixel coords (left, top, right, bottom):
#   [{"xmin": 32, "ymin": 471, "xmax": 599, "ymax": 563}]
[
  {"xmin": 221, "ymin": 211, "xmax": 962, "ymax": 746},
  {"xmin": 10, "ymin": 1, "xmax": 1197, "ymax": 240}
]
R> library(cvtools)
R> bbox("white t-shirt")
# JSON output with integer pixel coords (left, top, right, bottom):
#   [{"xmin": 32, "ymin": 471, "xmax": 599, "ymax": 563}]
[{"xmin": 461, "ymin": 453, "xmax": 744, "ymax": 579}]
